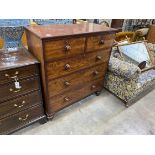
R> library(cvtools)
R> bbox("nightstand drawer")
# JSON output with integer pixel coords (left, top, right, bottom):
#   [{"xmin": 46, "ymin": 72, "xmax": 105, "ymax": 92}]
[
  {"xmin": 86, "ymin": 34, "xmax": 114, "ymax": 52},
  {"xmin": 44, "ymin": 37, "xmax": 85, "ymax": 61},
  {"xmin": 0, "ymin": 91, "xmax": 42, "ymax": 119},
  {"xmin": 48, "ymin": 63, "xmax": 107, "ymax": 97},
  {"xmin": 0, "ymin": 105, "xmax": 44, "ymax": 135},
  {"xmin": 0, "ymin": 64, "xmax": 39, "ymax": 85},
  {"xmin": 0, "ymin": 76, "xmax": 40, "ymax": 103}
]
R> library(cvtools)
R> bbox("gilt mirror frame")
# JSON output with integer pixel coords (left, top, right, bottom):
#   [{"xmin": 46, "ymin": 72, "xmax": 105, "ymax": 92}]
[{"xmin": 116, "ymin": 41, "xmax": 155, "ymax": 72}]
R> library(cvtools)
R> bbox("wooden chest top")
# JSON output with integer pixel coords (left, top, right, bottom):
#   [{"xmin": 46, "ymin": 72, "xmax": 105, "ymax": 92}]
[
  {"xmin": 0, "ymin": 48, "xmax": 38, "ymax": 71},
  {"xmin": 25, "ymin": 23, "xmax": 117, "ymax": 39}
]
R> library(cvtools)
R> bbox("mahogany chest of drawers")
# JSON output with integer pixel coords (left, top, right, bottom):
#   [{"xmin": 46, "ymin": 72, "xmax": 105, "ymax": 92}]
[
  {"xmin": 0, "ymin": 48, "xmax": 46, "ymax": 134},
  {"xmin": 25, "ymin": 23, "xmax": 117, "ymax": 118}
]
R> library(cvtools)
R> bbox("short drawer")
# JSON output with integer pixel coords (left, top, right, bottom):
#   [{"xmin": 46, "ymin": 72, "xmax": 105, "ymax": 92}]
[
  {"xmin": 86, "ymin": 34, "xmax": 114, "ymax": 52},
  {"xmin": 48, "ymin": 63, "xmax": 107, "ymax": 97},
  {"xmin": 44, "ymin": 37, "xmax": 85, "ymax": 61},
  {"xmin": 0, "ymin": 64, "xmax": 39, "ymax": 85},
  {"xmin": 0, "ymin": 76, "xmax": 40, "ymax": 103},
  {"xmin": 47, "ymin": 79, "xmax": 104, "ymax": 114},
  {"xmin": 0, "ymin": 105, "xmax": 44, "ymax": 134},
  {"xmin": 0, "ymin": 91, "xmax": 42, "ymax": 119},
  {"xmin": 47, "ymin": 49, "xmax": 111, "ymax": 80}
]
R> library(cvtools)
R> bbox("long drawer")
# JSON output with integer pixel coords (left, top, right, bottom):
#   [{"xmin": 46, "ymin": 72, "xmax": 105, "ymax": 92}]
[
  {"xmin": 48, "ymin": 63, "xmax": 107, "ymax": 97},
  {"xmin": 0, "ymin": 64, "xmax": 39, "ymax": 85},
  {"xmin": 86, "ymin": 34, "xmax": 114, "ymax": 52},
  {"xmin": 44, "ymin": 37, "xmax": 85, "ymax": 61},
  {"xmin": 0, "ymin": 91, "xmax": 42, "ymax": 119},
  {"xmin": 47, "ymin": 79, "xmax": 104, "ymax": 114},
  {"xmin": 0, "ymin": 105, "xmax": 44, "ymax": 134},
  {"xmin": 0, "ymin": 76, "xmax": 40, "ymax": 103},
  {"xmin": 47, "ymin": 49, "xmax": 111, "ymax": 80}
]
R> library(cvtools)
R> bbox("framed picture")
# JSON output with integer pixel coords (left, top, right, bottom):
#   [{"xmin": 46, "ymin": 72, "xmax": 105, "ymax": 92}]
[{"xmin": 117, "ymin": 41, "xmax": 155, "ymax": 71}]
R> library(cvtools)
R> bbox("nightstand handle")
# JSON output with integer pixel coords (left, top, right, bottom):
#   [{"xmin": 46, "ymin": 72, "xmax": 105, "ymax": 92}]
[
  {"xmin": 14, "ymin": 100, "xmax": 26, "ymax": 108},
  {"xmin": 9, "ymin": 88, "xmax": 21, "ymax": 93},
  {"xmin": 5, "ymin": 71, "xmax": 19, "ymax": 78},
  {"xmin": 18, "ymin": 114, "xmax": 29, "ymax": 121}
]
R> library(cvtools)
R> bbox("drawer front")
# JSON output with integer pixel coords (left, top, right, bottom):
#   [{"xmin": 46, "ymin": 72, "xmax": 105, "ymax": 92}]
[
  {"xmin": 44, "ymin": 37, "xmax": 85, "ymax": 61},
  {"xmin": 0, "ymin": 77, "xmax": 40, "ymax": 103},
  {"xmin": 47, "ymin": 49, "xmax": 111, "ymax": 80},
  {"xmin": 47, "ymin": 79, "xmax": 104, "ymax": 114},
  {"xmin": 0, "ymin": 64, "xmax": 39, "ymax": 85},
  {"xmin": 0, "ymin": 105, "xmax": 44, "ymax": 134},
  {"xmin": 48, "ymin": 63, "xmax": 107, "ymax": 97},
  {"xmin": 86, "ymin": 34, "xmax": 114, "ymax": 52},
  {"xmin": 0, "ymin": 91, "xmax": 42, "ymax": 119}
]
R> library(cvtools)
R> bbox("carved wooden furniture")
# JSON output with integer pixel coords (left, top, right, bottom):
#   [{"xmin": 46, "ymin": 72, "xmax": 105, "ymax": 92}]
[
  {"xmin": 0, "ymin": 48, "xmax": 45, "ymax": 134},
  {"xmin": 25, "ymin": 23, "xmax": 117, "ymax": 118}
]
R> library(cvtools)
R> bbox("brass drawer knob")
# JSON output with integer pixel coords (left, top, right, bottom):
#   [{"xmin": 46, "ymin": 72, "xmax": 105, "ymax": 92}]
[
  {"xmin": 96, "ymin": 55, "xmax": 102, "ymax": 60},
  {"xmin": 94, "ymin": 71, "xmax": 99, "ymax": 75},
  {"xmin": 18, "ymin": 114, "xmax": 29, "ymax": 121},
  {"xmin": 91, "ymin": 85, "xmax": 96, "ymax": 89},
  {"xmin": 64, "ymin": 81, "xmax": 70, "ymax": 86},
  {"xmin": 9, "ymin": 88, "xmax": 21, "ymax": 93},
  {"xmin": 64, "ymin": 64, "xmax": 71, "ymax": 70},
  {"xmin": 5, "ymin": 73, "xmax": 9, "ymax": 77},
  {"xmin": 14, "ymin": 100, "xmax": 26, "ymax": 108},
  {"xmin": 65, "ymin": 45, "xmax": 71, "ymax": 51},
  {"xmin": 99, "ymin": 39, "xmax": 104, "ymax": 45},
  {"xmin": 5, "ymin": 71, "xmax": 19, "ymax": 78},
  {"xmin": 64, "ymin": 97, "xmax": 70, "ymax": 102}
]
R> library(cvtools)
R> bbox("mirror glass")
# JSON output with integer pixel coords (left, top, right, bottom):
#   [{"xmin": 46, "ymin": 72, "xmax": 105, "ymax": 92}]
[{"xmin": 118, "ymin": 42, "xmax": 152, "ymax": 68}]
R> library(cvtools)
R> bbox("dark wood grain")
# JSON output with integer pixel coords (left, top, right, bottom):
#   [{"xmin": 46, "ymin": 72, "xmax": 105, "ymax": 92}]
[
  {"xmin": 25, "ymin": 23, "xmax": 117, "ymax": 39},
  {"xmin": 0, "ymin": 76, "xmax": 40, "ymax": 103},
  {"xmin": 48, "ymin": 63, "xmax": 107, "ymax": 97},
  {"xmin": 0, "ymin": 48, "xmax": 38, "ymax": 71},
  {"xmin": 47, "ymin": 79, "xmax": 104, "ymax": 114},
  {"xmin": 25, "ymin": 24, "xmax": 116, "ymax": 117},
  {"xmin": 0, "ymin": 91, "xmax": 42, "ymax": 119},
  {"xmin": 0, "ymin": 48, "xmax": 46, "ymax": 134},
  {"xmin": 47, "ymin": 49, "xmax": 111, "ymax": 80},
  {"xmin": 0, "ymin": 104, "xmax": 44, "ymax": 135},
  {"xmin": 44, "ymin": 37, "xmax": 85, "ymax": 61},
  {"xmin": 86, "ymin": 34, "xmax": 115, "ymax": 52},
  {"xmin": 0, "ymin": 64, "xmax": 39, "ymax": 85}
]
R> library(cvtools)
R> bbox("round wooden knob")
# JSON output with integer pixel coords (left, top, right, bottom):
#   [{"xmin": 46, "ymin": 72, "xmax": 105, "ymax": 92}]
[
  {"xmin": 64, "ymin": 97, "xmax": 70, "ymax": 102},
  {"xmin": 96, "ymin": 55, "xmax": 102, "ymax": 60},
  {"xmin": 91, "ymin": 85, "xmax": 96, "ymax": 89},
  {"xmin": 65, "ymin": 45, "xmax": 71, "ymax": 51},
  {"xmin": 64, "ymin": 64, "xmax": 71, "ymax": 70},
  {"xmin": 64, "ymin": 81, "xmax": 70, "ymax": 86},
  {"xmin": 99, "ymin": 39, "xmax": 104, "ymax": 45},
  {"xmin": 94, "ymin": 71, "xmax": 99, "ymax": 75}
]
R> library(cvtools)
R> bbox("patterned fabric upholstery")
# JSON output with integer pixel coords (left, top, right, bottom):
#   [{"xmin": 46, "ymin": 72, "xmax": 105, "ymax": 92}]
[
  {"xmin": 109, "ymin": 57, "xmax": 141, "ymax": 79},
  {"xmin": 104, "ymin": 46, "xmax": 155, "ymax": 106},
  {"xmin": 0, "ymin": 26, "xmax": 24, "ymax": 48},
  {"xmin": 0, "ymin": 19, "xmax": 30, "ymax": 48},
  {"xmin": 33, "ymin": 19, "xmax": 73, "ymax": 25}
]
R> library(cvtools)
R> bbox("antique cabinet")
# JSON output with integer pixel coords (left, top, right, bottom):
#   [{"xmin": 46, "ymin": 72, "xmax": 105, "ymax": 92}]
[
  {"xmin": 25, "ymin": 23, "xmax": 117, "ymax": 118},
  {"xmin": 0, "ymin": 48, "xmax": 46, "ymax": 134}
]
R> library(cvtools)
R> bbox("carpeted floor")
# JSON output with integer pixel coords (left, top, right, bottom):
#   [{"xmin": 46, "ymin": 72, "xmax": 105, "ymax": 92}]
[{"xmin": 14, "ymin": 88, "xmax": 155, "ymax": 135}]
